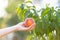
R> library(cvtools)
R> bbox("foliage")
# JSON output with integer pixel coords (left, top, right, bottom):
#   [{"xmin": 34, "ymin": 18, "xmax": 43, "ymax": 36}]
[
  {"xmin": 5, "ymin": 0, "xmax": 24, "ymax": 26},
  {"xmin": 6, "ymin": 0, "xmax": 24, "ymax": 13},
  {"xmin": 17, "ymin": 1, "xmax": 60, "ymax": 40}
]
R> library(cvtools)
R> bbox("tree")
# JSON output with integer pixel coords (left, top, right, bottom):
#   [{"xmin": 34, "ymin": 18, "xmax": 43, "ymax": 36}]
[{"xmin": 17, "ymin": 1, "xmax": 60, "ymax": 40}]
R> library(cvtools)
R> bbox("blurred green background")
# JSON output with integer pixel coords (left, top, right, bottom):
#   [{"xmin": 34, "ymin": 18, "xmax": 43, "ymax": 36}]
[{"xmin": 0, "ymin": 0, "xmax": 60, "ymax": 40}]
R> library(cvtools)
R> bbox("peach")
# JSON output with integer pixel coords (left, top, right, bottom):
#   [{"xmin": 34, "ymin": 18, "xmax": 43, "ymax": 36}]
[{"xmin": 24, "ymin": 18, "xmax": 34, "ymax": 27}]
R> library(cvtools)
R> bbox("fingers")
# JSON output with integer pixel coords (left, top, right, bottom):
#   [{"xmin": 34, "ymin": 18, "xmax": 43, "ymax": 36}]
[
  {"xmin": 29, "ymin": 23, "xmax": 36, "ymax": 31},
  {"xmin": 21, "ymin": 23, "xmax": 36, "ymax": 32},
  {"xmin": 25, "ymin": 23, "xmax": 36, "ymax": 31},
  {"xmin": 17, "ymin": 20, "xmax": 36, "ymax": 31}
]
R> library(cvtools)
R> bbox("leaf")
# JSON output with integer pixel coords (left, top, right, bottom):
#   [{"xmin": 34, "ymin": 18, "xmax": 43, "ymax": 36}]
[{"xmin": 41, "ymin": 7, "xmax": 50, "ymax": 17}]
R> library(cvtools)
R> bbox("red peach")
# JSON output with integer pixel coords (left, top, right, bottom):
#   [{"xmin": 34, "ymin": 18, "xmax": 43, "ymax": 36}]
[{"xmin": 24, "ymin": 18, "xmax": 34, "ymax": 27}]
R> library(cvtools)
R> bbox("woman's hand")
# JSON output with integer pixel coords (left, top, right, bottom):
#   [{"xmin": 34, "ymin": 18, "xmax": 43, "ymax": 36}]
[
  {"xmin": 15, "ymin": 22, "xmax": 36, "ymax": 31},
  {"xmin": 15, "ymin": 18, "xmax": 36, "ymax": 31}
]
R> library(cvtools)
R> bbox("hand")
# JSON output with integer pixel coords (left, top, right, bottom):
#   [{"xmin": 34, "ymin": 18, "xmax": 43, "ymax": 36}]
[{"xmin": 15, "ymin": 22, "xmax": 36, "ymax": 31}]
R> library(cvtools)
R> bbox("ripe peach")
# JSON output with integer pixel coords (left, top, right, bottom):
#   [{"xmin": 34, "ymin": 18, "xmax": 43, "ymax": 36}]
[{"xmin": 24, "ymin": 18, "xmax": 34, "ymax": 27}]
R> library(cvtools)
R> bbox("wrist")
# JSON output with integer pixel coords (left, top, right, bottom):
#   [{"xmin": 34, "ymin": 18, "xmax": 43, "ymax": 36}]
[{"xmin": 13, "ymin": 25, "xmax": 20, "ymax": 31}]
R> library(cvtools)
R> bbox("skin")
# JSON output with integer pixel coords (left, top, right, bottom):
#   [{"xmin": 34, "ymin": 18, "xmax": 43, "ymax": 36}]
[{"xmin": 0, "ymin": 19, "xmax": 36, "ymax": 37}]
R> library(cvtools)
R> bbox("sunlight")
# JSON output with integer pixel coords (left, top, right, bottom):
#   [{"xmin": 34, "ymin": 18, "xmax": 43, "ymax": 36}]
[
  {"xmin": 0, "ymin": 0, "xmax": 8, "ymax": 18},
  {"xmin": 32, "ymin": 0, "xmax": 58, "ymax": 10}
]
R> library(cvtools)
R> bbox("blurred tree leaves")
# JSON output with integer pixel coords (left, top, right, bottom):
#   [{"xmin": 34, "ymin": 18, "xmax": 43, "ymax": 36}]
[
  {"xmin": 5, "ymin": 0, "xmax": 24, "ymax": 26},
  {"xmin": 0, "ymin": 18, "xmax": 6, "ymax": 28},
  {"xmin": 17, "ymin": 1, "xmax": 60, "ymax": 40},
  {"xmin": 6, "ymin": 0, "xmax": 24, "ymax": 13}
]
